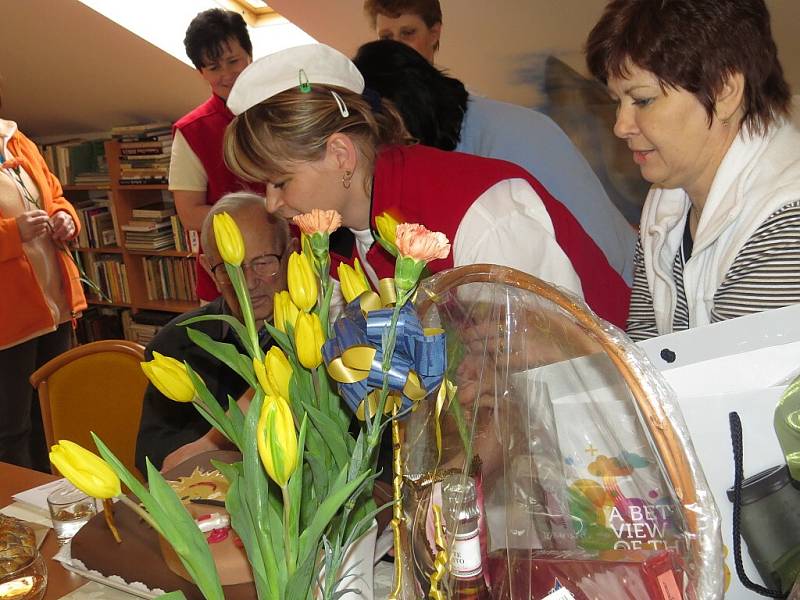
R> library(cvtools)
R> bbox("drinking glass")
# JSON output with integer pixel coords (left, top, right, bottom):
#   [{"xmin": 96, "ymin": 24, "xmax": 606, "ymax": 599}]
[{"xmin": 46, "ymin": 484, "xmax": 97, "ymax": 545}]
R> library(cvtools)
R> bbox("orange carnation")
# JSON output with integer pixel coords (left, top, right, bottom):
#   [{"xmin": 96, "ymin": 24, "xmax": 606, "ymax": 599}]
[
  {"xmin": 292, "ymin": 209, "xmax": 342, "ymax": 235},
  {"xmin": 395, "ymin": 223, "xmax": 451, "ymax": 263}
]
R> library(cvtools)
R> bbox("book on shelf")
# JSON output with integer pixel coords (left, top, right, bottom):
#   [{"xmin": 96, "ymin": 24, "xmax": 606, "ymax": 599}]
[
  {"xmin": 42, "ymin": 138, "xmax": 109, "ymax": 186},
  {"xmin": 119, "ymin": 176, "xmax": 169, "ymax": 186},
  {"xmin": 121, "ymin": 310, "xmax": 174, "ymax": 345},
  {"xmin": 130, "ymin": 202, "xmax": 176, "ymax": 220},
  {"xmin": 73, "ymin": 192, "xmax": 117, "ymax": 248},
  {"xmin": 110, "ymin": 121, "xmax": 172, "ymax": 138},
  {"xmin": 186, "ymin": 229, "xmax": 200, "ymax": 254},
  {"xmin": 80, "ymin": 253, "xmax": 129, "ymax": 304},
  {"xmin": 142, "ymin": 256, "xmax": 198, "ymax": 302},
  {"xmin": 121, "ymin": 219, "xmax": 173, "ymax": 233}
]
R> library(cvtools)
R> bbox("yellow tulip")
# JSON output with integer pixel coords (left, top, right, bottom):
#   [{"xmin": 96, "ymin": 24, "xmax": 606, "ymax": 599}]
[
  {"xmin": 265, "ymin": 346, "xmax": 292, "ymax": 400},
  {"xmin": 294, "ymin": 312, "xmax": 324, "ymax": 369},
  {"xmin": 252, "ymin": 347, "xmax": 292, "ymax": 400},
  {"xmin": 212, "ymin": 212, "xmax": 245, "ymax": 267},
  {"xmin": 375, "ymin": 212, "xmax": 400, "ymax": 246},
  {"xmin": 273, "ymin": 290, "xmax": 300, "ymax": 334},
  {"xmin": 141, "ymin": 352, "xmax": 196, "ymax": 403},
  {"xmin": 287, "ymin": 251, "xmax": 318, "ymax": 312},
  {"xmin": 256, "ymin": 396, "xmax": 298, "ymax": 487},
  {"xmin": 49, "ymin": 440, "xmax": 121, "ymax": 499},
  {"xmin": 338, "ymin": 258, "xmax": 370, "ymax": 304}
]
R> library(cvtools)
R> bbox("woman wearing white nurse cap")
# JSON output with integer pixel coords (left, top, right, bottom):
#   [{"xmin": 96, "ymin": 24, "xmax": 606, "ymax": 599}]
[{"xmin": 222, "ymin": 43, "xmax": 631, "ymax": 328}]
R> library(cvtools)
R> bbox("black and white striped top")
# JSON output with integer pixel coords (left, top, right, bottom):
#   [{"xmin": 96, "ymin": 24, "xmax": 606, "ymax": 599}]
[{"xmin": 627, "ymin": 201, "xmax": 800, "ymax": 341}]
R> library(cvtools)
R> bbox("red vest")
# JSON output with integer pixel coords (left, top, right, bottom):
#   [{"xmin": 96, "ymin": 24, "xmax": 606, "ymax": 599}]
[
  {"xmin": 174, "ymin": 95, "xmax": 265, "ymax": 301},
  {"xmin": 361, "ymin": 145, "xmax": 630, "ymax": 327}
]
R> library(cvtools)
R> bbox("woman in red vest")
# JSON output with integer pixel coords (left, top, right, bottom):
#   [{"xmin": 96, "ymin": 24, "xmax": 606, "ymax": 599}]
[
  {"xmin": 170, "ymin": 8, "xmax": 265, "ymax": 301},
  {"xmin": 223, "ymin": 44, "xmax": 629, "ymax": 327}
]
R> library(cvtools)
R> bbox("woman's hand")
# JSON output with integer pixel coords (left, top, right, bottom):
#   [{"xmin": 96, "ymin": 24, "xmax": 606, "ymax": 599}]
[
  {"xmin": 16, "ymin": 209, "xmax": 50, "ymax": 241},
  {"xmin": 50, "ymin": 211, "xmax": 76, "ymax": 241}
]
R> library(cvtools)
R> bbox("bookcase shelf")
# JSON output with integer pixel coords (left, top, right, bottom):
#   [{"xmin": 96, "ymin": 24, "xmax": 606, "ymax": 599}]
[
  {"xmin": 69, "ymin": 140, "xmax": 200, "ymax": 316},
  {"xmin": 64, "ymin": 184, "xmax": 111, "ymax": 192}
]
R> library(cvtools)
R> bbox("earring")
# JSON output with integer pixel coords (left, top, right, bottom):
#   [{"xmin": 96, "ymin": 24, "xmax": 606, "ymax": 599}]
[{"xmin": 342, "ymin": 170, "xmax": 353, "ymax": 189}]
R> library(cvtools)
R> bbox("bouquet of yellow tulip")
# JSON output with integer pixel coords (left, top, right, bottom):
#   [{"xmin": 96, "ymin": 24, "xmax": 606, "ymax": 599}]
[{"xmin": 53, "ymin": 208, "xmax": 451, "ymax": 600}]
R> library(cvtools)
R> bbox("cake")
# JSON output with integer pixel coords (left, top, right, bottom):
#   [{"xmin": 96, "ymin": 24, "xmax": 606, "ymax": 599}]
[
  {"xmin": 70, "ymin": 451, "xmax": 256, "ymax": 599},
  {"xmin": 70, "ymin": 450, "xmax": 393, "ymax": 598}
]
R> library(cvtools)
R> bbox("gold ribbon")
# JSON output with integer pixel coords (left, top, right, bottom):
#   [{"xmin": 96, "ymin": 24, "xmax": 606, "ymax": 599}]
[
  {"xmin": 434, "ymin": 379, "xmax": 457, "ymax": 463},
  {"xmin": 428, "ymin": 504, "xmax": 449, "ymax": 600}
]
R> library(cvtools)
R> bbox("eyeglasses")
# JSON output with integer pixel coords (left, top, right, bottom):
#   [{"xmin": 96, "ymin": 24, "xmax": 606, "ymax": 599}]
[{"xmin": 211, "ymin": 252, "xmax": 282, "ymax": 285}]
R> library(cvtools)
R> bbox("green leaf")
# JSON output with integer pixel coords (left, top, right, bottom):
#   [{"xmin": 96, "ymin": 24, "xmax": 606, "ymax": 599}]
[
  {"xmin": 303, "ymin": 402, "xmax": 350, "ymax": 471},
  {"xmin": 156, "ymin": 592, "xmax": 188, "ymax": 600},
  {"xmin": 264, "ymin": 321, "xmax": 292, "ymax": 354},
  {"xmin": 184, "ymin": 363, "xmax": 240, "ymax": 448},
  {"xmin": 241, "ymin": 390, "xmax": 285, "ymax": 595},
  {"xmin": 297, "ymin": 467, "xmax": 369, "ymax": 564},
  {"xmin": 213, "ymin": 462, "xmax": 273, "ymax": 600},
  {"xmin": 145, "ymin": 460, "xmax": 225, "ymax": 600},
  {"xmin": 287, "ymin": 415, "xmax": 308, "ymax": 558},
  {"xmin": 286, "ymin": 544, "xmax": 318, "ymax": 600},
  {"xmin": 179, "ymin": 314, "xmax": 256, "ymax": 358},
  {"xmin": 185, "ymin": 327, "xmax": 258, "ymax": 389}
]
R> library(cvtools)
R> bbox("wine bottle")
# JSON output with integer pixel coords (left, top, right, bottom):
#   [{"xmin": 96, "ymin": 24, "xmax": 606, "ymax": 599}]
[{"xmin": 442, "ymin": 474, "xmax": 492, "ymax": 600}]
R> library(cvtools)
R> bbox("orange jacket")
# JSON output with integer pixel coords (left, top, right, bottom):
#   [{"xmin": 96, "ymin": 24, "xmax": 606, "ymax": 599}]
[{"xmin": 0, "ymin": 130, "xmax": 87, "ymax": 348}]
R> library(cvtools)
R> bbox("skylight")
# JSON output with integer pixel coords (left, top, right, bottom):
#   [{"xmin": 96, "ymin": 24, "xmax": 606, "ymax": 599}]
[{"xmin": 77, "ymin": 0, "xmax": 315, "ymax": 68}]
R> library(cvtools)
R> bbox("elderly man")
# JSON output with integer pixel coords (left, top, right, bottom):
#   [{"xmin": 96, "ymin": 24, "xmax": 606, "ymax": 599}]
[{"xmin": 135, "ymin": 192, "xmax": 294, "ymax": 472}]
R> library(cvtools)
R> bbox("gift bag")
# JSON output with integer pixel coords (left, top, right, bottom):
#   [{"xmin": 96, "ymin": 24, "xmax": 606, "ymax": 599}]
[
  {"xmin": 401, "ymin": 265, "xmax": 723, "ymax": 600},
  {"xmin": 638, "ymin": 303, "xmax": 800, "ymax": 598}
]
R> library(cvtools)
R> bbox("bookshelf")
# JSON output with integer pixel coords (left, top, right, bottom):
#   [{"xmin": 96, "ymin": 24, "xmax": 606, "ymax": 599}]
[{"xmin": 71, "ymin": 139, "xmax": 201, "ymax": 318}]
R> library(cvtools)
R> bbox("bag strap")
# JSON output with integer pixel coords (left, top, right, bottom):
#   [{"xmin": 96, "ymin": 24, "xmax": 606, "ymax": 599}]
[{"xmin": 729, "ymin": 411, "xmax": 786, "ymax": 598}]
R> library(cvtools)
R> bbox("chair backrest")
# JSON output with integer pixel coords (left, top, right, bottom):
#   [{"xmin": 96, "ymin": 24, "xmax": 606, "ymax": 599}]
[{"xmin": 30, "ymin": 339, "xmax": 147, "ymax": 480}]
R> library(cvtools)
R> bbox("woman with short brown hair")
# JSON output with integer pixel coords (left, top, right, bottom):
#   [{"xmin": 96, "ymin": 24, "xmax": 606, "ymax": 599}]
[{"xmin": 586, "ymin": 0, "xmax": 800, "ymax": 340}]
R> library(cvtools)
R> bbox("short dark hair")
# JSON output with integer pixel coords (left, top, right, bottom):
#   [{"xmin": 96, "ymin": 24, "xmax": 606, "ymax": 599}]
[
  {"xmin": 184, "ymin": 8, "xmax": 253, "ymax": 70},
  {"xmin": 354, "ymin": 40, "xmax": 467, "ymax": 150},
  {"xmin": 585, "ymin": 0, "xmax": 791, "ymax": 134},
  {"xmin": 363, "ymin": 0, "xmax": 442, "ymax": 28}
]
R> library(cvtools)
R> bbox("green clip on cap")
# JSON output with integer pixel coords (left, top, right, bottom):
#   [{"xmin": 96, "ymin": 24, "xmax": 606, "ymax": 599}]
[{"xmin": 299, "ymin": 69, "xmax": 311, "ymax": 93}]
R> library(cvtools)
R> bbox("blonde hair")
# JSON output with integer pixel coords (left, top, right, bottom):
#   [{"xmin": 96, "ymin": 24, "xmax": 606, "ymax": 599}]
[{"xmin": 223, "ymin": 86, "xmax": 412, "ymax": 184}]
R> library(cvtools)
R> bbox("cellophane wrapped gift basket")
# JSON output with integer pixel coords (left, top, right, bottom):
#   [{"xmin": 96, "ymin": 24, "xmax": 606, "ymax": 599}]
[{"xmin": 399, "ymin": 264, "xmax": 724, "ymax": 600}]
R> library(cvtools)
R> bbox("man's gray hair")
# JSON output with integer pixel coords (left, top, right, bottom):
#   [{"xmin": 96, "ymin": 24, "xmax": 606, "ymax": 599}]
[{"xmin": 199, "ymin": 191, "xmax": 288, "ymax": 256}]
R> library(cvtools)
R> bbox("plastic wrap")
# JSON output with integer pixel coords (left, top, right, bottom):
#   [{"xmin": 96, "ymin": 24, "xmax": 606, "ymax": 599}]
[{"xmin": 401, "ymin": 264, "xmax": 723, "ymax": 599}]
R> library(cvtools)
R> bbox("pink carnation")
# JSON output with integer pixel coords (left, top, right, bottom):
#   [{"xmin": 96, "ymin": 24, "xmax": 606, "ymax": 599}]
[
  {"xmin": 292, "ymin": 209, "xmax": 342, "ymax": 235},
  {"xmin": 395, "ymin": 223, "xmax": 451, "ymax": 262},
  {"xmin": 1, "ymin": 157, "xmax": 23, "ymax": 170}
]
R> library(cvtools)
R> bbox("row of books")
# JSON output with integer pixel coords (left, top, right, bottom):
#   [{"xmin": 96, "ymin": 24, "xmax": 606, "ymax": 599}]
[
  {"xmin": 142, "ymin": 256, "xmax": 198, "ymax": 303},
  {"xmin": 120, "ymin": 201, "xmax": 192, "ymax": 252},
  {"xmin": 112, "ymin": 122, "xmax": 173, "ymax": 186},
  {"xmin": 41, "ymin": 138, "xmax": 109, "ymax": 186},
  {"xmin": 80, "ymin": 253, "xmax": 130, "ymax": 304},
  {"xmin": 120, "ymin": 310, "xmax": 175, "ymax": 346},
  {"xmin": 73, "ymin": 191, "xmax": 117, "ymax": 248}
]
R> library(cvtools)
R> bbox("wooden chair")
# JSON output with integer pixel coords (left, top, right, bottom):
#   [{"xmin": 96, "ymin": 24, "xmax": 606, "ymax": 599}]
[{"xmin": 30, "ymin": 340, "xmax": 148, "ymax": 480}]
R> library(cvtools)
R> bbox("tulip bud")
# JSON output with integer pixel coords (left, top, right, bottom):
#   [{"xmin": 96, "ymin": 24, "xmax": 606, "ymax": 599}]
[
  {"xmin": 252, "ymin": 347, "xmax": 292, "ymax": 400},
  {"xmin": 212, "ymin": 212, "xmax": 245, "ymax": 267},
  {"xmin": 265, "ymin": 346, "xmax": 292, "ymax": 400},
  {"xmin": 287, "ymin": 252, "xmax": 318, "ymax": 312},
  {"xmin": 49, "ymin": 440, "xmax": 121, "ymax": 499},
  {"xmin": 375, "ymin": 213, "xmax": 400, "ymax": 247},
  {"xmin": 256, "ymin": 397, "xmax": 298, "ymax": 487},
  {"xmin": 294, "ymin": 312, "xmax": 324, "ymax": 369},
  {"xmin": 338, "ymin": 258, "xmax": 370, "ymax": 304},
  {"xmin": 273, "ymin": 290, "xmax": 300, "ymax": 334},
  {"xmin": 141, "ymin": 352, "xmax": 196, "ymax": 403}
]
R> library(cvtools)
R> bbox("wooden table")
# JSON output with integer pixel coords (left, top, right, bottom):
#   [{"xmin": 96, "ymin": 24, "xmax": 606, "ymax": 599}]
[{"xmin": 1, "ymin": 461, "xmax": 88, "ymax": 598}]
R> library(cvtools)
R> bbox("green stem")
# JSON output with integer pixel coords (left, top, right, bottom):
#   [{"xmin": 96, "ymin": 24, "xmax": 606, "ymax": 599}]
[
  {"xmin": 281, "ymin": 485, "xmax": 295, "ymax": 576},
  {"xmin": 117, "ymin": 494, "xmax": 162, "ymax": 535},
  {"xmin": 228, "ymin": 264, "xmax": 260, "ymax": 359}
]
